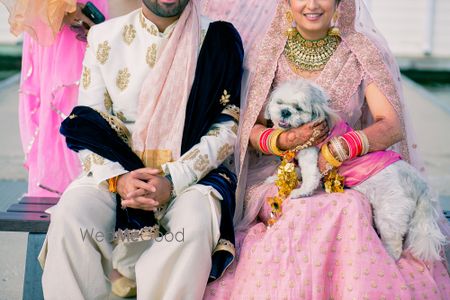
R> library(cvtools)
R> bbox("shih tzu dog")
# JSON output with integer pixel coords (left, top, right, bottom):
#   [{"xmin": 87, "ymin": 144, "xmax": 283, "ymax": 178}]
[{"xmin": 265, "ymin": 79, "xmax": 446, "ymax": 261}]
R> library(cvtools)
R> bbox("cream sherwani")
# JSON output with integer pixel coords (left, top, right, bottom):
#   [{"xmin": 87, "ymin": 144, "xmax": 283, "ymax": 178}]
[{"xmin": 39, "ymin": 9, "xmax": 238, "ymax": 300}]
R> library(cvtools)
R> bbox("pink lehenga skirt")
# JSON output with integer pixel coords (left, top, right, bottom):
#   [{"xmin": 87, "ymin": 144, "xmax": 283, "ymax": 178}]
[
  {"xmin": 18, "ymin": 0, "xmax": 108, "ymax": 196},
  {"xmin": 204, "ymin": 185, "xmax": 450, "ymax": 299}
]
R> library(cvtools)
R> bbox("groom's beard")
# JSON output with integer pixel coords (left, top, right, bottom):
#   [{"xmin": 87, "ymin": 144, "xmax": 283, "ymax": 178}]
[{"xmin": 143, "ymin": 0, "xmax": 190, "ymax": 18}]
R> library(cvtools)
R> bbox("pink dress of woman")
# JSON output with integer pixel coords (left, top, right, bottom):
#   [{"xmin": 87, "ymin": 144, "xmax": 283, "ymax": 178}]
[
  {"xmin": 2, "ymin": 0, "xmax": 108, "ymax": 196},
  {"xmin": 204, "ymin": 0, "xmax": 450, "ymax": 299}
]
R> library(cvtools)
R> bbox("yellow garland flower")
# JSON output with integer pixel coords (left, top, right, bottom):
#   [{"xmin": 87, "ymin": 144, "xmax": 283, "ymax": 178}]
[{"xmin": 323, "ymin": 169, "xmax": 345, "ymax": 193}]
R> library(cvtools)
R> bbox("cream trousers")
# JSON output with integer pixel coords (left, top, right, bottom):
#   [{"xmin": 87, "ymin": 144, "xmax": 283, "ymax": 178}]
[{"xmin": 39, "ymin": 175, "xmax": 221, "ymax": 300}]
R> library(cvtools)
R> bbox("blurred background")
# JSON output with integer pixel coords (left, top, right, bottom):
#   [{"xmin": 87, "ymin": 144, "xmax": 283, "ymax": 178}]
[{"xmin": 0, "ymin": 0, "xmax": 449, "ymax": 299}]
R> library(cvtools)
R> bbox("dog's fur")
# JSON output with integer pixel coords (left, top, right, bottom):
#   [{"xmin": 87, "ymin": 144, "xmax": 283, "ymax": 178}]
[{"xmin": 265, "ymin": 79, "xmax": 446, "ymax": 261}]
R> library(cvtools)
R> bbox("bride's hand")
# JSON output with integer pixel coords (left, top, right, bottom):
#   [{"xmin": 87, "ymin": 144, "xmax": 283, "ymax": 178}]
[
  {"xmin": 63, "ymin": 3, "xmax": 95, "ymax": 35},
  {"xmin": 277, "ymin": 119, "xmax": 329, "ymax": 151}
]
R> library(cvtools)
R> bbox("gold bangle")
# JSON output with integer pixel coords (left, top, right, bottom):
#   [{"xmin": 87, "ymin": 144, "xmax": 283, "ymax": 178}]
[
  {"xmin": 269, "ymin": 129, "xmax": 284, "ymax": 156},
  {"xmin": 321, "ymin": 143, "xmax": 342, "ymax": 168},
  {"xmin": 108, "ymin": 176, "xmax": 119, "ymax": 193}
]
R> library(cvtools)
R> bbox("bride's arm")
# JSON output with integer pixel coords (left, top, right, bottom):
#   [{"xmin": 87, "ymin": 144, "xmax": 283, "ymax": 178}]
[{"xmin": 360, "ymin": 83, "xmax": 404, "ymax": 151}]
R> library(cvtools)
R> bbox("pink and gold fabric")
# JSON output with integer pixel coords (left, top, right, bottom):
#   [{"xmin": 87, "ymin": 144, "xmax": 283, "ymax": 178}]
[{"xmin": 204, "ymin": 0, "xmax": 450, "ymax": 299}]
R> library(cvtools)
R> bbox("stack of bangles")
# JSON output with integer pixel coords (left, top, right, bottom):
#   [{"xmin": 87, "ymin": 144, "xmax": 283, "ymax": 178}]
[
  {"xmin": 259, "ymin": 128, "xmax": 284, "ymax": 156},
  {"xmin": 321, "ymin": 130, "xmax": 370, "ymax": 167}
]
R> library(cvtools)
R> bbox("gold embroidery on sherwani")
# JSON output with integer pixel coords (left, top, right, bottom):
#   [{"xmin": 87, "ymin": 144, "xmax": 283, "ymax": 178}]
[
  {"xmin": 82, "ymin": 156, "xmax": 92, "ymax": 172},
  {"xmin": 116, "ymin": 68, "xmax": 131, "ymax": 91},
  {"xmin": 181, "ymin": 148, "xmax": 200, "ymax": 162},
  {"xmin": 82, "ymin": 66, "xmax": 91, "ymax": 89},
  {"xmin": 231, "ymin": 124, "xmax": 238, "ymax": 134},
  {"xmin": 207, "ymin": 128, "xmax": 221, "ymax": 137},
  {"xmin": 218, "ymin": 144, "xmax": 233, "ymax": 161},
  {"xmin": 146, "ymin": 44, "xmax": 157, "ymax": 68},
  {"xmin": 115, "ymin": 111, "xmax": 127, "ymax": 122},
  {"xmin": 139, "ymin": 11, "xmax": 158, "ymax": 36},
  {"xmin": 122, "ymin": 24, "xmax": 136, "ymax": 45},
  {"xmin": 96, "ymin": 41, "xmax": 111, "ymax": 64},
  {"xmin": 220, "ymin": 90, "xmax": 230, "ymax": 106},
  {"xmin": 104, "ymin": 90, "xmax": 112, "ymax": 111},
  {"xmin": 194, "ymin": 154, "xmax": 209, "ymax": 172},
  {"xmin": 92, "ymin": 153, "xmax": 105, "ymax": 165}
]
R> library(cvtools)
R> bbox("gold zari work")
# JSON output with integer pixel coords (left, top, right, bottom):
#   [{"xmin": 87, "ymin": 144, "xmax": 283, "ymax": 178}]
[
  {"xmin": 82, "ymin": 66, "xmax": 91, "ymax": 89},
  {"xmin": 96, "ymin": 41, "xmax": 111, "ymax": 64},
  {"xmin": 146, "ymin": 44, "xmax": 157, "ymax": 68},
  {"xmin": 116, "ymin": 68, "xmax": 131, "ymax": 91},
  {"xmin": 104, "ymin": 91, "xmax": 112, "ymax": 111},
  {"xmin": 285, "ymin": 31, "xmax": 340, "ymax": 72},
  {"xmin": 139, "ymin": 11, "xmax": 158, "ymax": 36},
  {"xmin": 123, "ymin": 24, "xmax": 136, "ymax": 45}
]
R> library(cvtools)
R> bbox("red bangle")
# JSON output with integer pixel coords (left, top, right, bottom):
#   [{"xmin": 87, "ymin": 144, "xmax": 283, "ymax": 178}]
[
  {"xmin": 341, "ymin": 131, "xmax": 363, "ymax": 159},
  {"xmin": 259, "ymin": 128, "xmax": 274, "ymax": 154}
]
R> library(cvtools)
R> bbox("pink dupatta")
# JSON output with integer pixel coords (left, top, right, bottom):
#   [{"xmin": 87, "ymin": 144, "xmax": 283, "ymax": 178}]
[{"xmin": 133, "ymin": 1, "xmax": 201, "ymax": 166}]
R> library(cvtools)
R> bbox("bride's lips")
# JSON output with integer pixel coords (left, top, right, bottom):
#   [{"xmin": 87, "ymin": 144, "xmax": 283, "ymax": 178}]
[{"xmin": 303, "ymin": 13, "xmax": 324, "ymax": 21}]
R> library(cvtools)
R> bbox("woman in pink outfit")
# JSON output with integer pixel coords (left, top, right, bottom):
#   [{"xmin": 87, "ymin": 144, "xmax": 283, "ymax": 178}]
[
  {"xmin": 2, "ymin": 0, "xmax": 108, "ymax": 196},
  {"xmin": 204, "ymin": 0, "xmax": 450, "ymax": 299}
]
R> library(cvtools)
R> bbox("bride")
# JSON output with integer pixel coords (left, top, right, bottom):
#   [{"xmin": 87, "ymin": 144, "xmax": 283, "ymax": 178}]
[{"xmin": 204, "ymin": 0, "xmax": 450, "ymax": 299}]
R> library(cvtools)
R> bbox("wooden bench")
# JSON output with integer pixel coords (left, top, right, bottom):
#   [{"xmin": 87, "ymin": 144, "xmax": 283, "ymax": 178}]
[{"xmin": 0, "ymin": 196, "xmax": 59, "ymax": 300}]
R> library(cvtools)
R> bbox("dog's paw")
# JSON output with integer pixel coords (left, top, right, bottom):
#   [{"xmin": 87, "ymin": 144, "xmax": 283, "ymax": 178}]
[
  {"xmin": 290, "ymin": 188, "xmax": 313, "ymax": 199},
  {"xmin": 384, "ymin": 241, "xmax": 403, "ymax": 261}
]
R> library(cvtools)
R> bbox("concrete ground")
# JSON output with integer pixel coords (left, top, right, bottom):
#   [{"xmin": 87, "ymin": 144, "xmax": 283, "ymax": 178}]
[{"xmin": 0, "ymin": 75, "xmax": 449, "ymax": 299}]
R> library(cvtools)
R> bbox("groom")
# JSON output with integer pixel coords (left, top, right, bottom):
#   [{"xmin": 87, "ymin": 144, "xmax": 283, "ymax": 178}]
[{"xmin": 40, "ymin": 0, "xmax": 243, "ymax": 299}]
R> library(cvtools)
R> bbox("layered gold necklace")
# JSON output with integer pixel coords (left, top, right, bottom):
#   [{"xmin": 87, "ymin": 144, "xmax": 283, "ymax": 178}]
[{"xmin": 285, "ymin": 30, "xmax": 340, "ymax": 72}]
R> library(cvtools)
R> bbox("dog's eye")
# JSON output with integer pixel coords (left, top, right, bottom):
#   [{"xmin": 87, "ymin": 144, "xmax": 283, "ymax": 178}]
[{"xmin": 276, "ymin": 99, "xmax": 282, "ymax": 105}]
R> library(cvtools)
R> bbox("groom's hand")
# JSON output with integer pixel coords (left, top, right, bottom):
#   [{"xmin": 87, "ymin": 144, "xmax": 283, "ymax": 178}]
[
  {"xmin": 124, "ymin": 175, "xmax": 173, "ymax": 208},
  {"xmin": 117, "ymin": 168, "xmax": 159, "ymax": 198}
]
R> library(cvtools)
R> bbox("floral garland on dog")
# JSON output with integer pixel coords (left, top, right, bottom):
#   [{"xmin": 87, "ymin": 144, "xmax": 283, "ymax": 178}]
[{"xmin": 267, "ymin": 130, "xmax": 345, "ymax": 226}]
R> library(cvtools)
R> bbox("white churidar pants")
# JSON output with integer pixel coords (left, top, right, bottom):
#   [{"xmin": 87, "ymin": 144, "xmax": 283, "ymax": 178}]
[{"xmin": 39, "ymin": 175, "xmax": 221, "ymax": 300}]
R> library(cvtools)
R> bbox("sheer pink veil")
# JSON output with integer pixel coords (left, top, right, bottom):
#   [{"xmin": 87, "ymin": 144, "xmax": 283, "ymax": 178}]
[
  {"xmin": 228, "ymin": 0, "xmax": 427, "ymax": 230},
  {"xmin": 1, "ymin": 0, "xmax": 77, "ymax": 46}
]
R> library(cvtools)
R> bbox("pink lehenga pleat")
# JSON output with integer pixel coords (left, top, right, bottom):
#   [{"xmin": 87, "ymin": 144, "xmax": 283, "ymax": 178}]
[{"xmin": 205, "ymin": 186, "xmax": 450, "ymax": 299}]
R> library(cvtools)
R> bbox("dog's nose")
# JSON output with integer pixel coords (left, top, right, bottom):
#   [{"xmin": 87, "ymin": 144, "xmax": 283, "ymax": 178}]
[{"xmin": 281, "ymin": 109, "xmax": 291, "ymax": 118}]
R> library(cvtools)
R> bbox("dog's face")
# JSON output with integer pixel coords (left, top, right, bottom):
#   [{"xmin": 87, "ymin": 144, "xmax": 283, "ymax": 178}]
[{"xmin": 265, "ymin": 79, "xmax": 337, "ymax": 129}]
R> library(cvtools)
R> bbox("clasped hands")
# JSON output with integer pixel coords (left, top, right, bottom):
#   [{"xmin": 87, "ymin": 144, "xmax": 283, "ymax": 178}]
[
  {"xmin": 116, "ymin": 168, "xmax": 172, "ymax": 212},
  {"xmin": 277, "ymin": 119, "xmax": 331, "ymax": 173},
  {"xmin": 63, "ymin": 3, "xmax": 95, "ymax": 40}
]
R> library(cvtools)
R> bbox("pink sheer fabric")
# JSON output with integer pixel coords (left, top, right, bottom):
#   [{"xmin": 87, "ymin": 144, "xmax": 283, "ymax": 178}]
[
  {"xmin": 204, "ymin": 0, "xmax": 450, "ymax": 298},
  {"xmin": 1, "ymin": 0, "xmax": 77, "ymax": 46},
  {"xmin": 14, "ymin": 0, "xmax": 108, "ymax": 196},
  {"xmin": 133, "ymin": 1, "xmax": 200, "ymax": 162}
]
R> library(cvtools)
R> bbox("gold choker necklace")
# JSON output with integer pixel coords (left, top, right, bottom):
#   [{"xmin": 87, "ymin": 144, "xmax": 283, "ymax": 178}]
[{"xmin": 284, "ymin": 31, "xmax": 340, "ymax": 72}]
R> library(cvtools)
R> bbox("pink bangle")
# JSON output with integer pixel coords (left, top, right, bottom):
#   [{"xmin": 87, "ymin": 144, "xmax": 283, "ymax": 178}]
[
  {"xmin": 341, "ymin": 131, "xmax": 363, "ymax": 159},
  {"xmin": 259, "ymin": 128, "xmax": 274, "ymax": 154}
]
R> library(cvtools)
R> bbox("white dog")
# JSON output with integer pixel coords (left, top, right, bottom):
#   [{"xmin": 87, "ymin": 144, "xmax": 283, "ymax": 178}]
[{"xmin": 265, "ymin": 79, "xmax": 446, "ymax": 261}]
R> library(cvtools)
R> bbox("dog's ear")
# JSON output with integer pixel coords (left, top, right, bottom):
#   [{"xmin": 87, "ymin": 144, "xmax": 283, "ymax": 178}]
[{"xmin": 264, "ymin": 102, "xmax": 271, "ymax": 120}]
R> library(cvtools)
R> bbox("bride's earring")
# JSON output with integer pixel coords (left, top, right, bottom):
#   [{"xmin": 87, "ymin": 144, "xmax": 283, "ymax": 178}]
[
  {"xmin": 285, "ymin": 10, "xmax": 297, "ymax": 39},
  {"xmin": 328, "ymin": 11, "xmax": 340, "ymax": 36}
]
